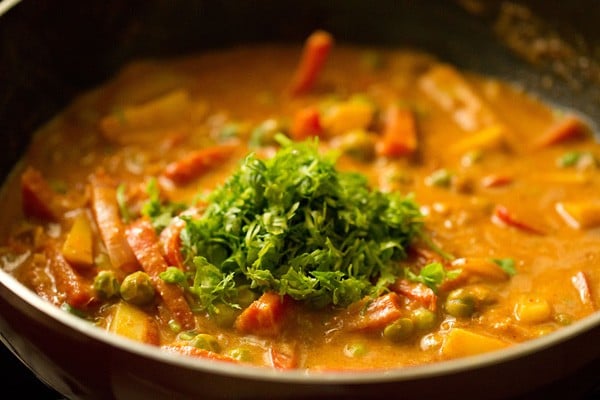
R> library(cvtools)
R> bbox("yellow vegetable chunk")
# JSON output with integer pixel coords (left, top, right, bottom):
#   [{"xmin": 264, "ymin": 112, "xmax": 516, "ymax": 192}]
[
  {"xmin": 450, "ymin": 124, "xmax": 505, "ymax": 154},
  {"xmin": 440, "ymin": 328, "xmax": 509, "ymax": 358},
  {"xmin": 555, "ymin": 201, "xmax": 600, "ymax": 229},
  {"xmin": 109, "ymin": 301, "xmax": 159, "ymax": 345},
  {"xmin": 451, "ymin": 257, "xmax": 510, "ymax": 282},
  {"xmin": 61, "ymin": 213, "xmax": 94, "ymax": 269},
  {"xmin": 321, "ymin": 100, "xmax": 375, "ymax": 136},
  {"xmin": 100, "ymin": 89, "xmax": 192, "ymax": 143},
  {"xmin": 513, "ymin": 294, "xmax": 552, "ymax": 324}
]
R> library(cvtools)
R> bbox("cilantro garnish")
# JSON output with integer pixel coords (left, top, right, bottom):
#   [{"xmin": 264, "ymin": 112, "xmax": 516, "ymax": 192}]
[
  {"xmin": 492, "ymin": 257, "xmax": 517, "ymax": 276},
  {"xmin": 141, "ymin": 178, "xmax": 186, "ymax": 232},
  {"xmin": 404, "ymin": 262, "xmax": 461, "ymax": 293},
  {"xmin": 179, "ymin": 137, "xmax": 424, "ymax": 310}
]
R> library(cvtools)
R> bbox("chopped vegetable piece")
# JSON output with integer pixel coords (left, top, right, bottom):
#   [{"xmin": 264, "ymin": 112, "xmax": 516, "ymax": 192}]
[
  {"xmin": 290, "ymin": 107, "xmax": 323, "ymax": 140},
  {"xmin": 391, "ymin": 279, "xmax": 437, "ymax": 311},
  {"xmin": 100, "ymin": 89, "xmax": 192, "ymax": 143},
  {"xmin": 492, "ymin": 205, "xmax": 544, "ymax": 235},
  {"xmin": 555, "ymin": 201, "xmax": 600, "ymax": 229},
  {"xmin": 410, "ymin": 308, "xmax": 437, "ymax": 331},
  {"xmin": 126, "ymin": 219, "xmax": 196, "ymax": 329},
  {"xmin": 48, "ymin": 249, "xmax": 95, "ymax": 309},
  {"xmin": 481, "ymin": 174, "xmax": 513, "ymax": 188},
  {"xmin": 190, "ymin": 333, "xmax": 221, "ymax": 353},
  {"xmin": 61, "ymin": 213, "xmax": 94, "ymax": 269},
  {"xmin": 376, "ymin": 105, "xmax": 418, "ymax": 157},
  {"xmin": 492, "ymin": 258, "xmax": 517, "ymax": 277},
  {"xmin": 21, "ymin": 167, "xmax": 66, "ymax": 221},
  {"xmin": 346, "ymin": 293, "xmax": 403, "ymax": 331},
  {"xmin": 90, "ymin": 172, "xmax": 140, "ymax": 273},
  {"xmin": 234, "ymin": 292, "xmax": 289, "ymax": 337},
  {"xmin": 287, "ymin": 30, "xmax": 334, "ymax": 96},
  {"xmin": 109, "ymin": 301, "xmax": 160, "ymax": 345},
  {"xmin": 162, "ymin": 142, "xmax": 239, "ymax": 185},
  {"xmin": 450, "ymin": 257, "xmax": 512, "ymax": 282},
  {"xmin": 321, "ymin": 99, "xmax": 375, "ymax": 136},
  {"xmin": 450, "ymin": 124, "xmax": 506, "ymax": 154},
  {"xmin": 269, "ymin": 343, "xmax": 299, "ymax": 369},
  {"xmin": 441, "ymin": 328, "xmax": 509, "ymax": 358},
  {"xmin": 513, "ymin": 294, "xmax": 552, "ymax": 324},
  {"xmin": 403, "ymin": 262, "xmax": 460, "ymax": 294},
  {"xmin": 533, "ymin": 114, "xmax": 587, "ymax": 148}
]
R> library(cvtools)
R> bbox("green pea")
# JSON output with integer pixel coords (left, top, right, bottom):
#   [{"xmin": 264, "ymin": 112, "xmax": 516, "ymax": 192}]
[
  {"xmin": 93, "ymin": 270, "xmax": 120, "ymax": 300},
  {"xmin": 411, "ymin": 308, "xmax": 437, "ymax": 331},
  {"xmin": 190, "ymin": 334, "xmax": 221, "ymax": 353},
  {"xmin": 120, "ymin": 271, "xmax": 155, "ymax": 306},
  {"xmin": 344, "ymin": 342, "xmax": 368, "ymax": 358},
  {"xmin": 445, "ymin": 289, "xmax": 476, "ymax": 318},
  {"xmin": 383, "ymin": 318, "xmax": 414, "ymax": 342},
  {"xmin": 228, "ymin": 347, "xmax": 253, "ymax": 362}
]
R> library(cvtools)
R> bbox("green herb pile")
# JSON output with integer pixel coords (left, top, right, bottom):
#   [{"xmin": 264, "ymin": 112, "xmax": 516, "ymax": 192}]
[{"xmin": 162, "ymin": 137, "xmax": 424, "ymax": 311}]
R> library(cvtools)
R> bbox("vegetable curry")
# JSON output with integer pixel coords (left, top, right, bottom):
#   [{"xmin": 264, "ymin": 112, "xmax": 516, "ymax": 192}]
[{"xmin": 1, "ymin": 31, "xmax": 598, "ymax": 370}]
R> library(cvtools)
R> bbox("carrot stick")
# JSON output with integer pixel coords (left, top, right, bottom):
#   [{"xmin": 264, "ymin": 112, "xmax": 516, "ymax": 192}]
[
  {"xmin": 390, "ymin": 279, "xmax": 437, "ymax": 311},
  {"xmin": 376, "ymin": 106, "xmax": 418, "ymax": 157},
  {"xmin": 47, "ymin": 248, "xmax": 94, "ymax": 309},
  {"xmin": 234, "ymin": 292, "xmax": 290, "ymax": 336},
  {"xmin": 345, "ymin": 293, "xmax": 403, "ymax": 331},
  {"xmin": 492, "ymin": 205, "xmax": 544, "ymax": 235},
  {"xmin": 533, "ymin": 114, "xmax": 586, "ymax": 149},
  {"xmin": 162, "ymin": 142, "xmax": 238, "ymax": 185},
  {"xmin": 269, "ymin": 343, "xmax": 299, "ymax": 370},
  {"xmin": 20, "ymin": 167, "xmax": 66, "ymax": 221},
  {"xmin": 289, "ymin": 106, "xmax": 323, "ymax": 140},
  {"xmin": 126, "ymin": 219, "xmax": 195, "ymax": 330},
  {"xmin": 90, "ymin": 172, "xmax": 140, "ymax": 274},
  {"xmin": 159, "ymin": 217, "xmax": 186, "ymax": 269},
  {"xmin": 287, "ymin": 30, "xmax": 334, "ymax": 96}
]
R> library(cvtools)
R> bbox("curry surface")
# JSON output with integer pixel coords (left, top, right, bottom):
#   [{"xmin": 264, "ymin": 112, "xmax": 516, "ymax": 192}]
[{"xmin": 1, "ymin": 43, "xmax": 598, "ymax": 371}]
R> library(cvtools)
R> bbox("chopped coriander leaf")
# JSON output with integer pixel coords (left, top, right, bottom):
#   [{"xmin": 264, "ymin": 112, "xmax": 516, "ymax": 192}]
[
  {"xmin": 141, "ymin": 178, "xmax": 186, "ymax": 232},
  {"xmin": 556, "ymin": 151, "xmax": 582, "ymax": 168},
  {"xmin": 405, "ymin": 262, "xmax": 460, "ymax": 293},
  {"xmin": 180, "ymin": 138, "xmax": 424, "ymax": 310},
  {"xmin": 493, "ymin": 258, "xmax": 517, "ymax": 276}
]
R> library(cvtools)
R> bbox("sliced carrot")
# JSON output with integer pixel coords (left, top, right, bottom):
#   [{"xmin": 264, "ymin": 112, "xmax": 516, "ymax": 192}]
[
  {"xmin": 481, "ymin": 174, "xmax": 513, "ymax": 188},
  {"xmin": 533, "ymin": 114, "xmax": 587, "ymax": 148},
  {"xmin": 162, "ymin": 345, "xmax": 239, "ymax": 363},
  {"xmin": 48, "ymin": 248, "xmax": 95, "ymax": 309},
  {"xmin": 287, "ymin": 30, "xmax": 334, "ymax": 96},
  {"xmin": 126, "ymin": 219, "xmax": 195, "ymax": 330},
  {"xmin": 289, "ymin": 107, "xmax": 323, "ymax": 140},
  {"xmin": 20, "ymin": 167, "xmax": 66, "ymax": 221},
  {"xmin": 390, "ymin": 279, "xmax": 437, "ymax": 311},
  {"xmin": 234, "ymin": 292, "xmax": 289, "ymax": 337},
  {"xmin": 159, "ymin": 217, "xmax": 186, "ymax": 269},
  {"xmin": 345, "ymin": 292, "xmax": 403, "ymax": 331},
  {"xmin": 269, "ymin": 343, "xmax": 299, "ymax": 370},
  {"xmin": 90, "ymin": 172, "xmax": 139, "ymax": 273},
  {"xmin": 162, "ymin": 142, "xmax": 238, "ymax": 185},
  {"xmin": 492, "ymin": 205, "xmax": 544, "ymax": 235},
  {"xmin": 376, "ymin": 106, "xmax": 418, "ymax": 157}
]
